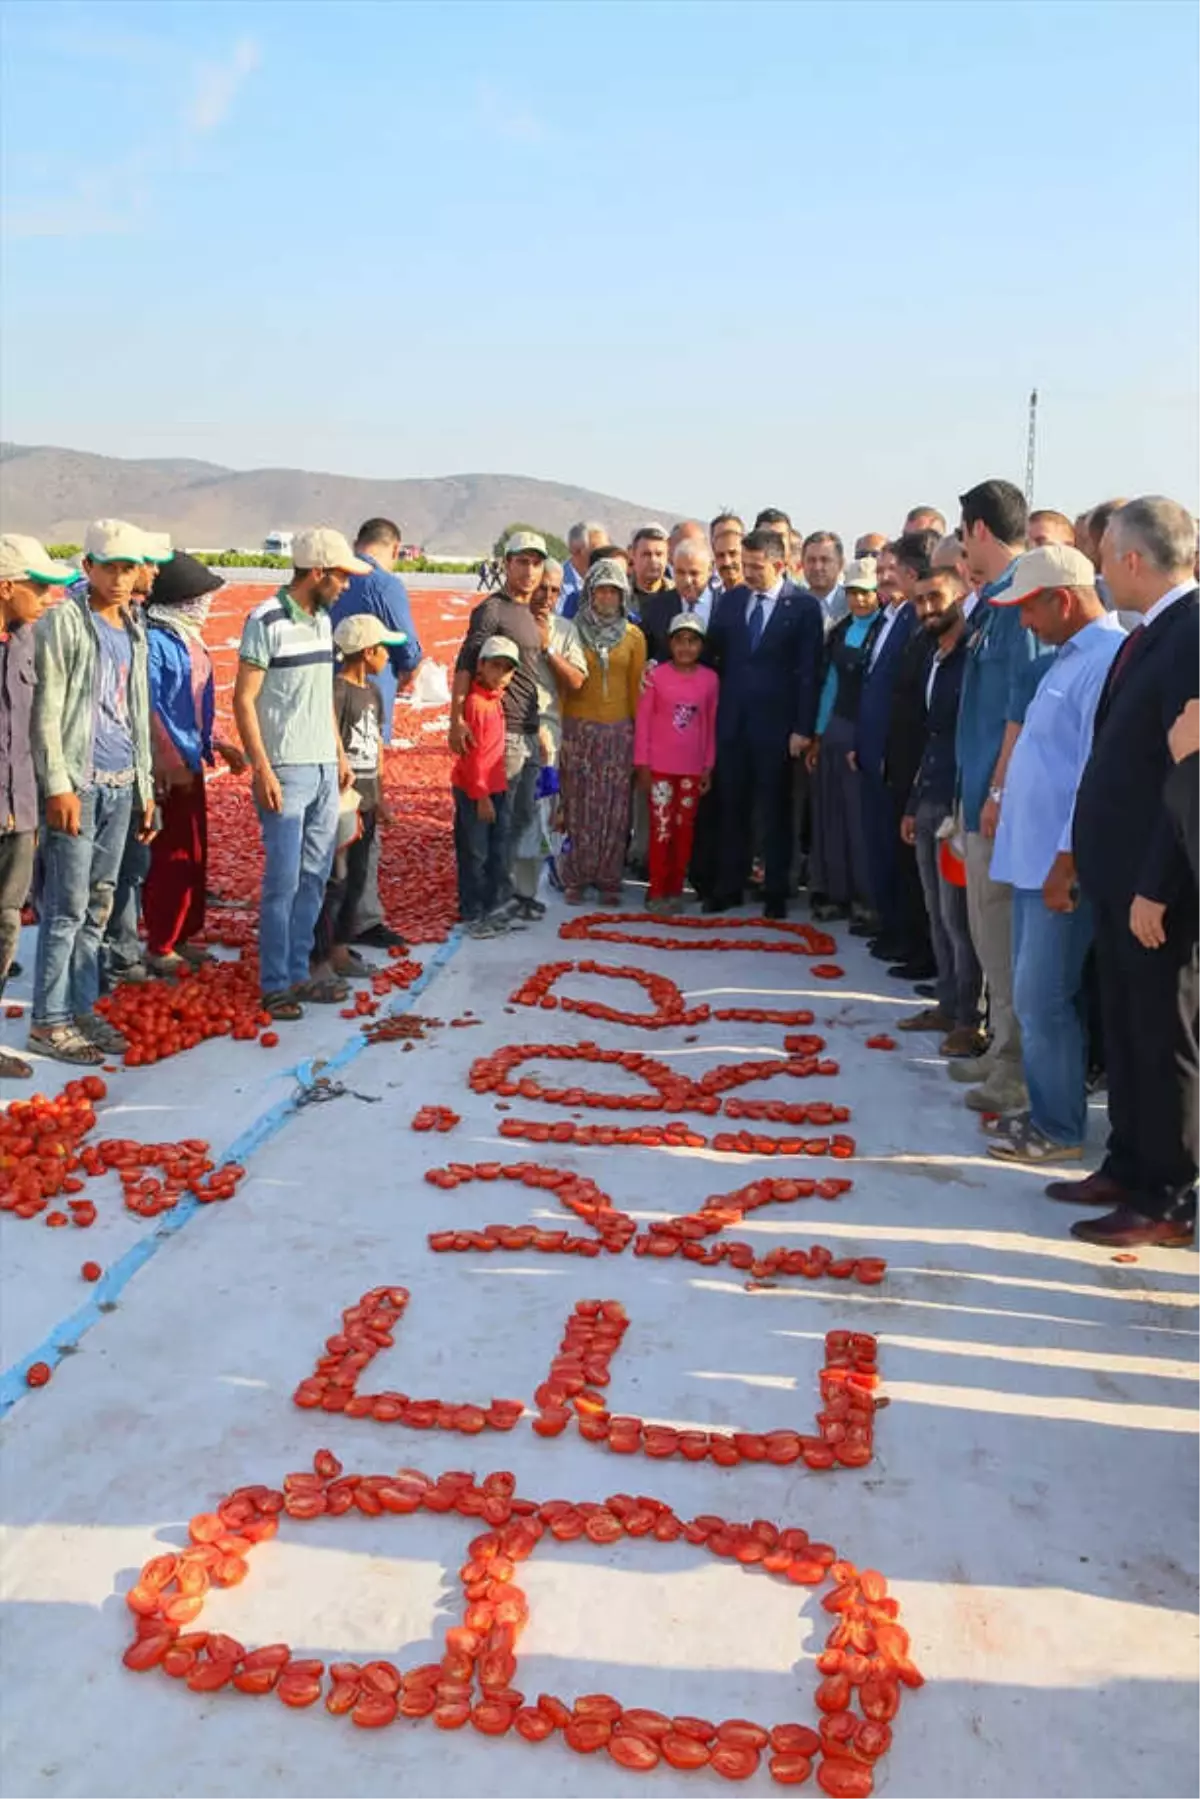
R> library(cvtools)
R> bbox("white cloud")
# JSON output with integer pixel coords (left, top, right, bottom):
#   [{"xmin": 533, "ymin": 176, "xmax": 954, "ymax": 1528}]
[{"xmin": 185, "ymin": 37, "xmax": 261, "ymax": 137}]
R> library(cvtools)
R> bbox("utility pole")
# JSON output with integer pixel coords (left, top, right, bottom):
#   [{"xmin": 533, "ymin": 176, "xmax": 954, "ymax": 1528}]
[{"xmin": 1024, "ymin": 388, "xmax": 1038, "ymax": 506}]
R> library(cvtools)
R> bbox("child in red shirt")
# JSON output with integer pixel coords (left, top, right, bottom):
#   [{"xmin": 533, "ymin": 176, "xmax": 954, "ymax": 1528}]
[
  {"xmin": 634, "ymin": 613, "xmax": 718, "ymax": 910},
  {"xmin": 451, "ymin": 636, "xmax": 518, "ymax": 937}
]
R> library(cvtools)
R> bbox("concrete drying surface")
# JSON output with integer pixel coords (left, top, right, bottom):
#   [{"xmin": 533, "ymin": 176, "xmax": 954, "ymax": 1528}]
[{"xmin": 0, "ymin": 909, "xmax": 1196, "ymax": 1799}]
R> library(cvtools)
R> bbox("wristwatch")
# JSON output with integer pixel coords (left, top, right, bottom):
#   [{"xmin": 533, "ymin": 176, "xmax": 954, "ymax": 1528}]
[{"xmin": 988, "ymin": 787, "xmax": 1004, "ymax": 804}]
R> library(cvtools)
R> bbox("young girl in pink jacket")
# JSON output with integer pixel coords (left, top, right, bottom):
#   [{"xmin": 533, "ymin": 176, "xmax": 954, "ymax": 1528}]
[{"xmin": 633, "ymin": 613, "xmax": 719, "ymax": 911}]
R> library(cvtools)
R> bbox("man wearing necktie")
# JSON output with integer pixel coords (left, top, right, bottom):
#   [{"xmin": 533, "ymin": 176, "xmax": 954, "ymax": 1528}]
[
  {"xmin": 704, "ymin": 526, "xmax": 824, "ymax": 917},
  {"xmin": 1062, "ymin": 496, "xmax": 1199, "ymax": 1248}
]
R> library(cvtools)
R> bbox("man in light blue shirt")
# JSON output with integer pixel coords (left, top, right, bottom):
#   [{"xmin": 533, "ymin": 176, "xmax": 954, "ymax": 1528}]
[
  {"xmin": 986, "ymin": 545, "xmax": 1124, "ymax": 1164},
  {"xmin": 559, "ymin": 521, "xmax": 608, "ymax": 618}
]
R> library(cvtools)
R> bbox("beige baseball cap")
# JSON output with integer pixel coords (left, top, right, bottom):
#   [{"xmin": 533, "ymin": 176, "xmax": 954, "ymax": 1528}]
[
  {"xmin": 291, "ymin": 526, "xmax": 371, "ymax": 574},
  {"xmin": 140, "ymin": 531, "xmax": 174, "ymax": 565},
  {"xmin": 995, "ymin": 543, "xmax": 1097, "ymax": 605},
  {"xmin": 668, "ymin": 611, "xmax": 706, "ymax": 637},
  {"xmin": 479, "ymin": 635, "xmax": 519, "ymax": 662},
  {"xmin": 503, "ymin": 530, "xmax": 547, "ymax": 559},
  {"xmin": 85, "ymin": 518, "xmax": 149, "ymax": 563},
  {"xmin": 0, "ymin": 534, "xmax": 77, "ymax": 585},
  {"xmin": 843, "ymin": 556, "xmax": 878, "ymax": 592},
  {"xmin": 333, "ymin": 614, "xmax": 408, "ymax": 655}
]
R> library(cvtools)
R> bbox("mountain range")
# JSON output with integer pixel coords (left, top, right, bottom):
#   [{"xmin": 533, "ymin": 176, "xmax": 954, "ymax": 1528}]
[{"xmin": 0, "ymin": 443, "xmax": 677, "ymax": 557}]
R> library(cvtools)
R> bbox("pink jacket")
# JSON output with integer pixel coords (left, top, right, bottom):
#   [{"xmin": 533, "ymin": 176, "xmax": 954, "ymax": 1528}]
[{"xmin": 634, "ymin": 663, "xmax": 718, "ymax": 777}]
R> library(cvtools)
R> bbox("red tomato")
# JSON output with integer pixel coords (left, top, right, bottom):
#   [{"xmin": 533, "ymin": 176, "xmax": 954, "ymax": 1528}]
[
  {"xmin": 662, "ymin": 1733, "xmax": 712, "ymax": 1769},
  {"xmin": 711, "ymin": 1743, "xmax": 761, "ymax": 1780},
  {"xmin": 472, "ymin": 1702, "xmax": 515, "ymax": 1736},
  {"xmin": 817, "ymin": 1759, "xmax": 873, "ymax": 1798},
  {"xmin": 25, "ymin": 1362, "xmax": 50, "ymax": 1388},
  {"xmin": 565, "ymin": 1717, "xmax": 612, "ymax": 1753},
  {"xmin": 608, "ymin": 1732, "xmax": 660, "ymax": 1771},
  {"xmin": 352, "ymin": 1693, "xmax": 398, "ymax": 1729},
  {"xmin": 80, "ymin": 1261, "xmax": 102, "ymax": 1281},
  {"xmin": 770, "ymin": 1752, "xmax": 814, "ymax": 1786},
  {"xmin": 771, "ymin": 1725, "xmax": 821, "ymax": 1756},
  {"xmin": 514, "ymin": 1707, "xmax": 555, "ymax": 1742}
]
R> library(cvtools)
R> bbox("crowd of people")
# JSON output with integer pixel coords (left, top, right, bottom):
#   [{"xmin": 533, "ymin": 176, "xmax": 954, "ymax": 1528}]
[
  {"xmin": 448, "ymin": 490, "xmax": 1198, "ymax": 1252},
  {"xmin": 0, "ymin": 479, "xmax": 1195, "ymax": 1255}
]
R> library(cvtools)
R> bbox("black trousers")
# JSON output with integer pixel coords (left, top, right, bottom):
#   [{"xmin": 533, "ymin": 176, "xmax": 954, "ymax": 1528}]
[
  {"xmin": 716, "ymin": 735, "xmax": 793, "ymax": 904},
  {"xmin": 0, "ymin": 830, "xmax": 34, "ymax": 993},
  {"xmin": 316, "ymin": 809, "xmax": 376, "ymax": 958},
  {"xmin": 1093, "ymin": 893, "xmax": 1198, "ymax": 1220}
]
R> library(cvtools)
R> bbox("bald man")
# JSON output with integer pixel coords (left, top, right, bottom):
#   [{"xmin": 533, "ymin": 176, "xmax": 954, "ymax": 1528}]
[{"xmin": 855, "ymin": 532, "xmax": 888, "ymax": 560}]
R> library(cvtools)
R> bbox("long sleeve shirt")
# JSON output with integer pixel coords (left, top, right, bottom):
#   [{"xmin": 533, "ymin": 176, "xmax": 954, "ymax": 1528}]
[
  {"xmin": 0, "ymin": 623, "xmax": 37, "ymax": 834},
  {"xmin": 990, "ymin": 615, "xmax": 1125, "ymax": 890},
  {"xmin": 450, "ymin": 683, "xmax": 508, "ymax": 799},
  {"xmin": 33, "ymin": 587, "xmax": 153, "ymax": 809},
  {"xmin": 330, "ymin": 557, "xmax": 422, "ymax": 746},
  {"xmin": 561, "ymin": 626, "xmax": 647, "ymax": 724},
  {"xmin": 955, "ymin": 564, "xmax": 1056, "ymax": 831},
  {"xmin": 634, "ymin": 662, "xmax": 718, "ymax": 776}
]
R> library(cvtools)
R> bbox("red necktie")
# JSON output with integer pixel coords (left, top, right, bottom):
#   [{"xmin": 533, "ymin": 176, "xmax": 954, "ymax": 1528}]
[{"xmin": 1106, "ymin": 625, "xmax": 1143, "ymax": 691}]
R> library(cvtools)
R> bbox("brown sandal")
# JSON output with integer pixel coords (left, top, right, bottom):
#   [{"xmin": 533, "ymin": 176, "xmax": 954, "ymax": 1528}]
[{"xmin": 0, "ymin": 1050, "xmax": 32, "ymax": 1078}]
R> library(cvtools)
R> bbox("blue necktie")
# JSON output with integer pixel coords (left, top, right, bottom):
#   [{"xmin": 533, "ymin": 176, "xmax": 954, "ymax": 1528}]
[{"xmin": 747, "ymin": 593, "xmax": 766, "ymax": 649}]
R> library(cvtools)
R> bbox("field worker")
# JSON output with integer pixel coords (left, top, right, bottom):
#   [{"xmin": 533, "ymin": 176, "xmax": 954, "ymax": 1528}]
[
  {"xmin": 233, "ymin": 526, "xmax": 357, "ymax": 1020},
  {"xmin": 0, "ymin": 536, "xmax": 76, "ymax": 1076},
  {"xmin": 30, "ymin": 520, "xmax": 156, "ymax": 1065}
]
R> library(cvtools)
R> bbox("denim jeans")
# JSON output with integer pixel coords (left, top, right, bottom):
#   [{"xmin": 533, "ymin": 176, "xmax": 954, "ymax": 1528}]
[
  {"xmin": 256, "ymin": 764, "xmax": 339, "ymax": 996},
  {"xmin": 1012, "ymin": 886, "xmax": 1094, "ymax": 1146},
  {"xmin": 914, "ymin": 800, "xmax": 981, "ymax": 1027},
  {"xmin": 33, "ymin": 784, "xmax": 135, "ymax": 1027},
  {"xmin": 454, "ymin": 787, "xmax": 509, "ymax": 922},
  {"xmin": 102, "ymin": 827, "xmax": 152, "ymax": 983}
]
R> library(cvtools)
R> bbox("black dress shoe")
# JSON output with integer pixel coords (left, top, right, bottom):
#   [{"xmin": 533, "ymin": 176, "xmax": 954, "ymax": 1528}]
[
  {"xmin": 849, "ymin": 918, "xmax": 878, "ymax": 938},
  {"xmin": 888, "ymin": 959, "xmax": 938, "ymax": 982},
  {"xmin": 702, "ymin": 895, "xmax": 738, "ymax": 914},
  {"xmin": 763, "ymin": 897, "xmax": 788, "ymax": 921},
  {"xmin": 354, "ymin": 923, "xmax": 409, "ymax": 950},
  {"xmin": 914, "ymin": 983, "xmax": 938, "ymax": 1000},
  {"xmin": 1044, "ymin": 1170, "xmax": 1128, "ymax": 1206},
  {"xmin": 869, "ymin": 939, "xmax": 905, "ymax": 962}
]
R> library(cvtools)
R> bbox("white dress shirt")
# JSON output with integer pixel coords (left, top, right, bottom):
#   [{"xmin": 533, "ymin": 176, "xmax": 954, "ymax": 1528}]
[
  {"xmin": 1141, "ymin": 579, "xmax": 1195, "ymax": 629},
  {"xmin": 867, "ymin": 600, "xmax": 906, "ymax": 668}
]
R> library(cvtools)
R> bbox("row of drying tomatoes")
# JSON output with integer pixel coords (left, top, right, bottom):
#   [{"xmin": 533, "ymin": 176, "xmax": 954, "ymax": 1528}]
[
  {"xmin": 122, "ymin": 1452, "xmax": 918, "ymax": 1793},
  {"xmin": 468, "ymin": 1041, "xmax": 841, "ymax": 1114},
  {"xmin": 510, "ymin": 959, "xmax": 714, "ymax": 1029}
]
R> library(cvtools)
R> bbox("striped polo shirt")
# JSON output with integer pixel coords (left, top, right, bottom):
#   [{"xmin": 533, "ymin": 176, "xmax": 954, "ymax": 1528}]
[{"xmin": 238, "ymin": 586, "xmax": 337, "ymax": 766}]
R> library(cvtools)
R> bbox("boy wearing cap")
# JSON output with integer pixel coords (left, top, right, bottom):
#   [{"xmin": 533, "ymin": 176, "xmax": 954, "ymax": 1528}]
[
  {"xmin": 234, "ymin": 528, "xmax": 358, "ymax": 1018},
  {"xmin": 451, "ymin": 637, "xmax": 519, "ymax": 936},
  {"xmin": 311, "ymin": 614, "xmax": 405, "ymax": 980},
  {"xmin": 0, "ymin": 537, "xmax": 77, "ymax": 1076},
  {"xmin": 633, "ymin": 613, "xmax": 718, "ymax": 911},
  {"xmin": 142, "ymin": 552, "xmax": 246, "ymax": 976},
  {"xmin": 29, "ymin": 520, "xmax": 156, "ymax": 1065}
]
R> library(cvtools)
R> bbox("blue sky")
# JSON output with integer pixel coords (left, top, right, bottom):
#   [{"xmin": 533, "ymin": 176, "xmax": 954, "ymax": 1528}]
[{"xmin": 2, "ymin": 0, "xmax": 1196, "ymax": 539}]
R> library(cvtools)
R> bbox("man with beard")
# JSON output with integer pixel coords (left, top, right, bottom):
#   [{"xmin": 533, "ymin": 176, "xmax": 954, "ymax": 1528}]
[
  {"xmin": 854, "ymin": 540, "xmax": 919, "ymax": 961},
  {"xmin": 629, "ymin": 523, "xmax": 675, "ymax": 625},
  {"xmin": 877, "ymin": 530, "xmax": 942, "ymax": 979},
  {"xmin": 709, "ymin": 513, "xmax": 745, "ymax": 611},
  {"xmin": 898, "ymin": 568, "xmax": 983, "ymax": 1052}
]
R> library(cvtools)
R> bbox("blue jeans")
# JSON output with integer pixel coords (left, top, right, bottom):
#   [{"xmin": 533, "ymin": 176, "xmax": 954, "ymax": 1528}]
[
  {"xmin": 454, "ymin": 787, "xmax": 509, "ymax": 921},
  {"xmin": 102, "ymin": 828, "xmax": 152, "ymax": 982},
  {"xmin": 1012, "ymin": 887, "xmax": 1094, "ymax": 1146},
  {"xmin": 34, "ymin": 784, "xmax": 135, "ymax": 1027},
  {"xmin": 257, "ymin": 764, "xmax": 339, "ymax": 996}
]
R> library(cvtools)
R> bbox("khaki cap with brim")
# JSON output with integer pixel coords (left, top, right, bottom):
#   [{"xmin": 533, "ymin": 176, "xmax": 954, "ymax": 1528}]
[
  {"xmin": 0, "ymin": 534, "xmax": 77, "ymax": 585},
  {"xmin": 994, "ymin": 543, "xmax": 1097, "ymax": 605},
  {"xmin": 84, "ymin": 518, "xmax": 148, "ymax": 563},
  {"xmin": 479, "ymin": 635, "xmax": 520, "ymax": 662},
  {"xmin": 291, "ymin": 526, "xmax": 372, "ymax": 575}
]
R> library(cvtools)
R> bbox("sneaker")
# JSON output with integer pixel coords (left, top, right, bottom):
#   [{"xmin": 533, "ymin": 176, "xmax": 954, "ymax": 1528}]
[
  {"xmin": 966, "ymin": 1074, "xmax": 1028, "ymax": 1115},
  {"xmin": 145, "ymin": 951, "xmax": 187, "ymax": 978},
  {"xmin": 109, "ymin": 961, "xmax": 151, "ymax": 986},
  {"xmin": 940, "ymin": 1025, "xmax": 989, "ymax": 1059},
  {"xmin": 988, "ymin": 1117, "xmax": 1084, "ymax": 1165},
  {"xmin": 950, "ymin": 1053, "xmax": 997, "ymax": 1085},
  {"xmin": 176, "ymin": 942, "xmax": 213, "ymax": 968},
  {"xmin": 896, "ymin": 1006, "xmax": 954, "ymax": 1034},
  {"xmin": 646, "ymin": 898, "xmax": 672, "ymax": 915},
  {"xmin": 76, "ymin": 1012, "xmax": 128, "ymax": 1056},
  {"xmin": 512, "ymin": 897, "xmax": 546, "ymax": 922},
  {"xmin": 465, "ymin": 918, "xmax": 498, "ymax": 939},
  {"xmin": 486, "ymin": 910, "xmax": 526, "ymax": 933}
]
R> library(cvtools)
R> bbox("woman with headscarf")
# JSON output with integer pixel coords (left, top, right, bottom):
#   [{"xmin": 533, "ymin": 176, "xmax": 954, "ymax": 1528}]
[
  {"xmin": 557, "ymin": 557, "xmax": 646, "ymax": 904},
  {"xmin": 142, "ymin": 553, "xmax": 246, "ymax": 975}
]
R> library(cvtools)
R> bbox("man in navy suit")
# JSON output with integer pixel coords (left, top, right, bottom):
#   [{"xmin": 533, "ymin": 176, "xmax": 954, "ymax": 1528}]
[
  {"xmin": 854, "ymin": 542, "xmax": 918, "ymax": 956},
  {"xmin": 1058, "ymin": 496, "xmax": 1198, "ymax": 1248},
  {"xmin": 705, "ymin": 527, "xmax": 824, "ymax": 918}
]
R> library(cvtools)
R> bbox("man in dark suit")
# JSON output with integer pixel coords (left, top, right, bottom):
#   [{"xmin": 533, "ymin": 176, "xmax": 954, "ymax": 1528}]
[
  {"xmin": 706, "ymin": 527, "xmax": 823, "ymax": 918},
  {"xmin": 881, "ymin": 532, "xmax": 941, "ymax": 978},
  {"xmin": 1062, "ymin": 496, "xmax": 1198, "ymax": 1247},
  {"xmin": 855, "ymin": 542, "xmax": 918, "ymax": 959}
]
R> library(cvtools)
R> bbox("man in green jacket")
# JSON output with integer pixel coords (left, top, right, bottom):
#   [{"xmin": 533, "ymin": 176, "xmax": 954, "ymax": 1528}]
[{"xmin": 30, "ymin": 519, "xmax": 156, "ymax": 1065}]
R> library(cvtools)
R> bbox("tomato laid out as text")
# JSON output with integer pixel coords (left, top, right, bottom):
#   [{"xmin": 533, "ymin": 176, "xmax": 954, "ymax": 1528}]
[{"xmin": 118, "ymin": 1458, "xmax": 921, "ymax": 1790}]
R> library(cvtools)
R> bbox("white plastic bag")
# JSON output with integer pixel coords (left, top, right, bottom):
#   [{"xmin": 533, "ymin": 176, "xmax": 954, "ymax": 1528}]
[{"xmin": 408, "ymin": 659, "xmax": 450, "ymax": 709}]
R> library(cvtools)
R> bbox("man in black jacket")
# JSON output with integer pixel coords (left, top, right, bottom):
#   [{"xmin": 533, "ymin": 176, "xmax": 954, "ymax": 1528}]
[
  {"xmin": 878, "ymin": 531, "xmax": 941, "ymax": 977},
  {"xmin": 1062, "ymin": 497, "xmax": 1198, "ymax": 1247}
]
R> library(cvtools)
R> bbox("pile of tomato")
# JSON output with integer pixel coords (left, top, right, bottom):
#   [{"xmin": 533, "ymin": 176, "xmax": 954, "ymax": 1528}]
[
  {"xmin": 425, "ymin": 1159, "xmax": 637, "ymax": 1257},
  {"xmin": 122, "ymin": 1451, "xmax": 919, "ymax": 1793},
  {"xmin": 410, "ymin": 1106, "xmax": 461, "ymax": 1133},
  {"xmin": 469, "ymin": 1042, "xmax": 841, "ymax": 1114}
]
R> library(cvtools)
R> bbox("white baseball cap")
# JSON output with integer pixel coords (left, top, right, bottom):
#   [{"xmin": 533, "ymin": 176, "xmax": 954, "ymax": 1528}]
[
  {"xmin": 333, "ymin": 614, "xmax": 408, "ymax": 655},
  {"xmin": 139, "ymin": 531, "xmax": 174, "ymax": 565},
  {"xmin": 0, "ymin": 534, "xmax": 77, "ymax": 585},
  {"xmin": 85, "ymin": 519, "xmax": 149, "ymax": 563},
  {"xmin": 503, "ymin": 530, "xmax": 547, "ymax": 559},
  {"xmin": 291, "ymin": 526, "xmax": 371, "ymax": 574},
  {"xmin": 479, "ymin": 635, "xmax": 519, "ymax": 662},
  {"xmin": 668, "ymin": 611, "xmax": 706, "ymax": 637},
  {"xmin": 844, "ymin": 556, "xmax": 878, "ymax": 592}
]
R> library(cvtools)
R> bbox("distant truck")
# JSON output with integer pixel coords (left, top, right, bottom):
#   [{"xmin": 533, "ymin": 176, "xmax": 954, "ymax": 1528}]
[
  {"xmin": 263, "ymin": 530, "xmax": 293, "ymax": 557},
  {"xmin": 397, "ymin": 543, "xmax": 424, "ymax": 562}
]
